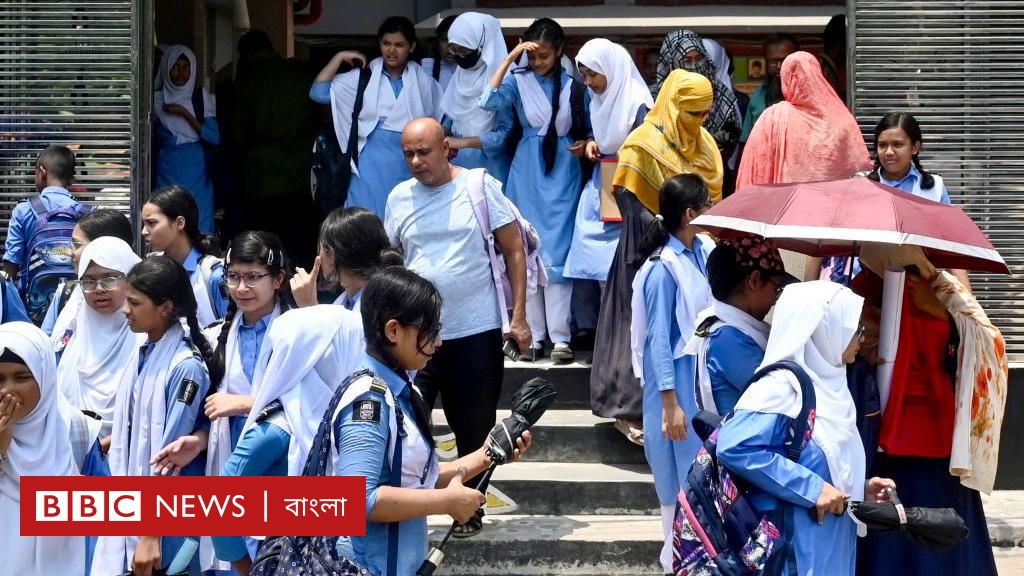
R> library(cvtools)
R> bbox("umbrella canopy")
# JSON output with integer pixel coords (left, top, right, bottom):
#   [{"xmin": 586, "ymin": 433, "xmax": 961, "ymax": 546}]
[
  {"xmin": 848, "ymin": 489, "xmax": 969, "ymax": 551},
  {"xmin": 692, "ymin": 179, "xmax": 1009, "ymax": 274},
  {"xmin": 487, "ymin": 378, "xmax": 557, "ymax": 463}
]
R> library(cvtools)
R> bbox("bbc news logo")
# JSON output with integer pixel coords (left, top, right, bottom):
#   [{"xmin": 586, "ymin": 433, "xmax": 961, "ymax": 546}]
[
  {"xmin": 36, "ymin": 490, "xmax": 141, "ymax": 522},
  {"xmin": 21, "ymin": 476, "xmax": 366, "ymax": 536}
]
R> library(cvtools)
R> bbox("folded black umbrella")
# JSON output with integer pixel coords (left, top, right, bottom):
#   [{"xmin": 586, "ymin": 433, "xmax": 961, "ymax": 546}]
[
  {"xmin": 486, "ymin": 377, "xmax": 557, "ymax": 463},
  {"xmin": 849, "ymin": 488, "xmax": 969, "ymax": 551}
]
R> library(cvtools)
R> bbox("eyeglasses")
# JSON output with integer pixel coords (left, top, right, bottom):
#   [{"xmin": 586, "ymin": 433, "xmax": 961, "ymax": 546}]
[
  {"xmin": 80, "ymin": 275, "xmax": 124, "ymax": 293},
  {"xmin": 225, "ymin": 271, "xmax": 272, "ymax": 288}
]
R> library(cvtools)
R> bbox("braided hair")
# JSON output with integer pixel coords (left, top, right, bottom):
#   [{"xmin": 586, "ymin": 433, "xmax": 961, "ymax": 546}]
[
  {"xmin": 522, "ymin": 18, "xmax": 566, "ymax": 175},
  {"xmin": 867, "ymin": 112, "xmax": 936, "ymax": 189},
  {"xmin": 126, "ymin": 255, "xmax": 216, "ymax": 372},
  {"xmin": 208, "ymin": 231, "xmax": 294, "ymax": 388}
]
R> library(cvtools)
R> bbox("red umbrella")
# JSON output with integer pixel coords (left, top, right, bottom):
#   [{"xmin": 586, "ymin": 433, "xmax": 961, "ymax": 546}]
[{"xmin": 692, "ymin": 178, "xmax": 1009, "ymax": 274}]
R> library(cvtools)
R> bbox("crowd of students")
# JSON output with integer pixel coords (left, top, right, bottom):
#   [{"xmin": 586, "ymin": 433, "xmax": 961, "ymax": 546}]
[{"xmin": 0, "ymin": 11, "xmax": 1007, "ymax": 576}]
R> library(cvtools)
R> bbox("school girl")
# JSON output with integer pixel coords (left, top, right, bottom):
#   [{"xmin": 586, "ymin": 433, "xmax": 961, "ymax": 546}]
[
  {"xmin": 202, "ymin": 304, "xmax": 364, "ymax": 574},
  {"xmin": 141, "ymin": 185, "xmax": 229, "ymax": 328},
  {"xmin": 442, "ymin": 12, "xmax": 515, "ymax": 186},
  {"xmin": 331, "ymin": 267, "xmax": 532, "ymax": 575},
  {"xmin": 420, "ymin": 15, "xmax": 457, "ymax": 91},
  {"xmin": 628, "ymin": 174, "xmax": 714, "ymax": 573},
  {"xmin": 481, "ymin": 18, "xmax": 591, "ymax": 363},
  {"xmin": 683, "ymin": 236, "xmax": 793, "ymax": 416},
  {"xmin": 290, "ymin": 207, "xmax": 404, "ymax": 311},
  {"xmin": 0, "ymin": 322, "xmax": 85, "ymax": 576},
  {"xmin": 563, "ymin": 38, "xmax": 653, "ymax": 330},
  {"xmin": 43, "ymin": 208, "xmax": 134, "ymax": 340},
  {"xmin": 153, "ymin": 45, "xmax": 220, "ymax": 234},
  {"xmin": 92, "ymin": 256, "xmax": 217, "ymax": 576},
  {"xmin": 717, "ymin": 281, "xmax": 895, "ymax": 576},
  {"xmin": 310, "ymin": 16, "xmax": 443, "ymax": 218}
]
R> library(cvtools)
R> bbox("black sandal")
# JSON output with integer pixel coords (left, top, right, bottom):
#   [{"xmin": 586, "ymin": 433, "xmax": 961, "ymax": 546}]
[{"xmin": 452, "ymin": 508, "xmax": 484, "ymax": 539}]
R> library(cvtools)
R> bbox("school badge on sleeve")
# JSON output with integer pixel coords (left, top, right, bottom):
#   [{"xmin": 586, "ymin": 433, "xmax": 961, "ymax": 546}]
[
  {"xmin": 178, "ymin": 379, "xmax": 200, "ymax": 405},
  {"xmin": 353, "ymin": 399, "xmax": 381, "ymax": 423}
]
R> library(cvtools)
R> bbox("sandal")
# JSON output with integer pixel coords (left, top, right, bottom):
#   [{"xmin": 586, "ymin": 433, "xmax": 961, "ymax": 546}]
[{"xmin": 452, "ymin": 508, "xmax": 484, "ymax": 539}]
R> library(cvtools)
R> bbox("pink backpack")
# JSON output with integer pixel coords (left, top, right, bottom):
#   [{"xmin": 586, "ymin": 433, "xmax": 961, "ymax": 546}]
[{"xmin": 466, "ymin": 168, "xmax": 547, "ymax": 332}]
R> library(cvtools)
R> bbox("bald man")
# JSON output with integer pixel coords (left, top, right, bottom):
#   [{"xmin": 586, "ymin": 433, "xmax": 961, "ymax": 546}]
[{"xmin": 384, "ymin": 119, "xmax": 530, "ymax": 532}]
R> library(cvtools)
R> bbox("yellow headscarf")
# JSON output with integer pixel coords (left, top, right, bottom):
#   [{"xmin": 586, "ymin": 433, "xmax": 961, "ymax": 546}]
[{"xmin": 613, "ymin": 70, "xmax": 723, "ymax": 211}]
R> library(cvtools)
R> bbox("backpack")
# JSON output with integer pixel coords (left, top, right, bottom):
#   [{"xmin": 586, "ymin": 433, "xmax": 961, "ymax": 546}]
[
  {"xmin": 312, "ymin": 66, "xmax": 373, "ymax": 215},
  {"xmin": 465, "ymin": 168, "xmax": 547, "ymax": 333},
  {"xmin": 249, "ymin": 370, "xmax": 394, "ymax": 576},
  {"xmin": 21, "ymin": 196, "xmax": 94, "ymax": 325},
  {"xmin": 673, "ymin": 360, "xmax": 816, "ymax": 576}
]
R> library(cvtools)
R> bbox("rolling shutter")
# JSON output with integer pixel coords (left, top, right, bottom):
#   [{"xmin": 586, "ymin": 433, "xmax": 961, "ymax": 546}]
[
  {"xmin": 0, "ymin": 0, "xmax": 147, "ymax": 242},
  {"xmin": 851, "ymin": 0, "xmax": 1024, "ymax": 361}
]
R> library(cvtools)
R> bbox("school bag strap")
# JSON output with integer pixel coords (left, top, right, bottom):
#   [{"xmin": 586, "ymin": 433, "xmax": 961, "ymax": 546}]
[
  {"xmin": 466, "ymin": 168, "xmax": 511, "ymax": 334},
  {"xmin": 748, "ymin": 360, "xmax": 816, "ymax": 462},
  {"xmin": 348, "ymin": 66, "xmax": 374, "ymax": 167},
  {"xmin": 197, "ymin": 254, "xmax": 222, "ymax": 318}
]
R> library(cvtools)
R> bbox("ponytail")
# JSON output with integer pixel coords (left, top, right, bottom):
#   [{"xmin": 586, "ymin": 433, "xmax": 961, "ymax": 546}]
[
  {"xmin": 635, "ymin": 174, "xmax": 710, "ymax": 265},
  {"xmin": 320, "ymin": 207, "xmax": 403, "ymax": 281}
]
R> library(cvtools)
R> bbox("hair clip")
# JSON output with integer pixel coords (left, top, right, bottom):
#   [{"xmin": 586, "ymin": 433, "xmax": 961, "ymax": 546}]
[
  {"xmin": 655, "ymin": 214, "xmax": 665, "ymax": 222},
  {"xmin": 225, "ymin": 248, "xmax": 232, "ymax": 264},
  {"xmin": 267, "ymin": 249, "xmax": 275, "ymax": 267}
]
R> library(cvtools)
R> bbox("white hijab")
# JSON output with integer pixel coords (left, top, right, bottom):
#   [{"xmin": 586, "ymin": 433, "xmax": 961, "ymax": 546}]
[
  {"xmin": 735, "ymin": 281, "xmax": 866, "ymax": 500},
  {"xmin": 442, "ymin": 12, "xmax": 508, "ymax": 137},
  {"xmin": 576, "ymin": 38, "xmax": 654, "ymax": 154},
  {"xmin": 701, "ymin": 38, "xmax": 741, "ymax": 169},
  {"xmin": 57, "ymin": 237, "xmax": 142, "ymax": 427},
  {"xmin": 153, "ymin": 45, "xmax": 214, "ymax": 145},
  {"xmin": 94, "ymin": 323, "xmax": 197, "ymax": 576},
  {"xmin": 0, "ymin": 322, "xmax": 82, "ymax": 576},
  {"xmin": 244, "ymin": 305, "xmax": 365, "ymax": 476},
  {"xmin": 330, "ymin": 57, "xmax": 443, "ymax": 166}
]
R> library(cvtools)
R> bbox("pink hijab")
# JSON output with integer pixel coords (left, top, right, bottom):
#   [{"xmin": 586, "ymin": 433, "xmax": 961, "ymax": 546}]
[{"xmin": 736, "ymin": 51, "xmax": 871, "ymax": 190}]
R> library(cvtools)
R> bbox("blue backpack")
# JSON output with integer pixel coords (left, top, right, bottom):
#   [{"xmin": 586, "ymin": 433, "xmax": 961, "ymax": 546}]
[
  {"xmin": 21, "ymin": 196, "xmax": 93, "ymax": 325},
  {"xmin": 673, "ymin": 361, "xmax": 816, "ymax": 576}
]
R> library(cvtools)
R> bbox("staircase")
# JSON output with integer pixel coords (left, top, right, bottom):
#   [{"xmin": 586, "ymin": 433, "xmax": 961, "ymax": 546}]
[{"xmin": 430, "ymin": 358, "xmax": 664, "ymax": 575}]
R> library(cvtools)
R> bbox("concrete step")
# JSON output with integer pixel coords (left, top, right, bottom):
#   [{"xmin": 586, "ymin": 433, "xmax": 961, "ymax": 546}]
[
  {"xmin": 427, "ymin": 515, "xmax": 661, "ymax": 575},
  {"xmin": 433, "ymin": 409, "xmax": 647, "ymax": 465},
  {"xmin": 487, "ymin": 462, "xmax": 658, "ymax": 516},
  {"xmin": 425, "ymin": 491, "xmax": 1024, "ymax": 575},
  {"xmin": 499, "ymin": 359, "xmax": 592, "ymax": 410}
]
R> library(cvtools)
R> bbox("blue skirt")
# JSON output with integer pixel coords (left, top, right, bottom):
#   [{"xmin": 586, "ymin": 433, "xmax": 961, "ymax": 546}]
[
  {"xmin": 345, "ymin": 126, "xmax": 410, "ymax": 219},
  {"xmin": 857, "ymin": 454, "xmax": 997, "ymax": 576},
  {"xmin": 564, "ymin": 163, "xmax": 620, "ymax": 281}
]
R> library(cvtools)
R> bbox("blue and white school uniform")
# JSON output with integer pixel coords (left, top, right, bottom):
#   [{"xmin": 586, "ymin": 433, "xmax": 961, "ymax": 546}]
[
  {"xmin": 683, "ymin": 300, "xmax": 769, "ymax": 416},
  {"xmin": 182, "ymin": 247, "xmax": 229, "ymax": 329},
  {"xmin": 480, "ymin": 67, "xmax": 590, "ymax": 346},
  {"xmin": 881, "ymin": 164, "xmax": 949, "ymax": 204},
  {"xmin": 310, "ymin": 58, "xmax": 442, "ymax": 219},
  {"xmin": 153, "ymin": 46, "xmax": 220, "ymax": 234},
  {"xmin": 565, "ymin": 38, "xmax": 654, "ymax": 283},
  {"xmin": 442, "ymin": 12, "xmax": 513, "ymax": 186},
  {"xmin": 630, "ymin": 234, "xmax": 713, "ymax": 573},
  {"xmin": 333, "ymin": 289, "xmax": 362, "ymax": 313},
  {"xmin": 92, "ymin": 323, "xmax": 212, "ymax": 576},
  {"xmin": 717, "ymin": 281, "xmax": 866, "ymax": 576},
  {"xmin": 202, "ymin": 306, "xmax": 280, "ymax": 571},
  {"xmin": 420, "ymin": 57, "xmax": 456, "ymax": 91},
  {"xmin": 333, "ymin": 355, "xmax": 440, "ymax": 576}
]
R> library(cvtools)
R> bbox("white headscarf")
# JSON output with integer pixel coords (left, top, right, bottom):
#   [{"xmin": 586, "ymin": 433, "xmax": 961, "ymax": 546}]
[
  {"xmin": 576, "ymin": 38, "xmax": 654, "ymax": 154},
  {"xmin": 0, "ymin": 322, "xmax": 83, "ymax": 576},
  {"xmin": 244, "ymin": 305, "xmax": 365, "ymax": 476},
  {"xmin": 330, "ymin": 58, "xmax": 443, "ymax": 169},
  {"xmin": 154, "ymin": 45, "xmax": 215, "ymax": 144},
  {"xmin": 735, "ymin": 281, "xmax": 866, "ymax": 500},
  {"xmin": 702, "ymin": 38, "xmax": 741, "ymax": 169},
  {"xmin": 56, "ymin": 237, "xmax": 142, "ymax": 426},
  {"xmin": 441, "ymin": 12, "xmax": 508, "ymax": 137}
]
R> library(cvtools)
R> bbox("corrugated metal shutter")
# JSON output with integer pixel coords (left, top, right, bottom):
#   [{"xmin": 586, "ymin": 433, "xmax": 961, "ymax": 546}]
[
  {"xmin": 851, "ymin": 0, "xmax": 1024, "ymax": 361},
  {"xmin": 0, "ymin": 0, "xmax": 141, "ymax": 240}
]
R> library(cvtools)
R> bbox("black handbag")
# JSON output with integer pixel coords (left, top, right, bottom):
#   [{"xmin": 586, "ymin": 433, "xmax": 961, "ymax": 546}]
[{"xmin": 312, "ymin": 66, "xmax": 373, "ymax": 215}]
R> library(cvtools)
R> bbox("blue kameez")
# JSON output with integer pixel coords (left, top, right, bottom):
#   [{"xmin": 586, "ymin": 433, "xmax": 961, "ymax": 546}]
[
  {"xmin": 443, "ymin": 109, "xmax": 514, "ymax": 186},
  {"xmin": 705, "ymin": 326, "xmax": 766, "ymax": 415},
  {"xmin": 717, "ymin": 410, "xmax": 858, "ymax": 576},
  {"xmin": 311, "ymin": 75, "xmax": 411, "ymax": 219},
  {"xmin": 480, "ymin": 70, "xmax": 589, "ymax": 283},
  {"xmin": 154, "ymin": 119, "xmax": 220, "ymax": 234}
]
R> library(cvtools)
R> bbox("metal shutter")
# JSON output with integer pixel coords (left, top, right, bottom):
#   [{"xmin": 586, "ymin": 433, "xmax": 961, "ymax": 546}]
[
  {"xmin": 0, "ymin": 0, "xmax": 145, "ymax": 241},
  {"xmin": 851, "ymin": 0, "xmax": 1024, "ymax": 361}
]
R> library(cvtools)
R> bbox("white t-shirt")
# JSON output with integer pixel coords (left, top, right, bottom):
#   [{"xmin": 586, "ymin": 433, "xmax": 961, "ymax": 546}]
[{"xmin": 385, "ymin": 169, "xmax": 514, "ymax": 340}]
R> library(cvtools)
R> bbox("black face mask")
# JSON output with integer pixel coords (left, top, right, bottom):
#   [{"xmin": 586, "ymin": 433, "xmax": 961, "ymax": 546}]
[{"xmin": 455, "ymin": 49, "xmax": 482, "ymax": 70}]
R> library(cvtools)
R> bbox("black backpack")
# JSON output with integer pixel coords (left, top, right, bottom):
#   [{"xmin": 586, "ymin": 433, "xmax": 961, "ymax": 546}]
[{"xmin": 312, "ymin": 67, "xmax": 373, "ymax": 215}]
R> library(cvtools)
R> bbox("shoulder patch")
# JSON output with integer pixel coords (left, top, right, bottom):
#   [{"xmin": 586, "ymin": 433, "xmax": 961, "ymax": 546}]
[
  {"xmin": 352, "ymin": 398, "xmax": 382, "ymax": 423},
  {"xmin": 255, "ymin": 399, "xmax": 284, "ymax": 423},
  {"xmin": 177, "ymin": 379, "xmax": 200, "ymax": 406}
]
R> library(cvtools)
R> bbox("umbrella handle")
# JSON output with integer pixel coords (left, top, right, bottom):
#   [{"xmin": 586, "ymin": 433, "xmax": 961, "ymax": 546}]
[
  {"xmin": 885, "ymin": 487, "xmax": 908, "ymax": 527},
  {"xmin": 416, "ymin": 461, "xmax": 499, "ymax": 576}
]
